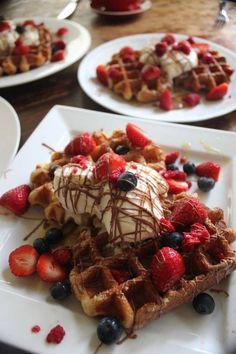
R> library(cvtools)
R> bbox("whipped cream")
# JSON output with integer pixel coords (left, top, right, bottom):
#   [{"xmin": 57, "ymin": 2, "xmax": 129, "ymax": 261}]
[
  {"xmin": 22, "ymin": 25, "xmax": 40, "ymax": 46},
  {"xmin": 0, "ymin": 22, "xmax": 19, "ymax": 53}
]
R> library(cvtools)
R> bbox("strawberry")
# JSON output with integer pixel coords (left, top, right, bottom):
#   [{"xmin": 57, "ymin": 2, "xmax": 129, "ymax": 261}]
[
  {"xmin": 191, "ymin": 43, "xmax": 209, "ymax": 56},
  {"xmin": 202, "ymin": 52, "xmax": 214, "ymax": 64},
  {"xmin": 23, "ymin": 20, "xmax": 36, "ymax": 27},
  {"xmin": 169, "ymin": 197, "xmax": 208, "ymax": 229},
  {"xmin": 110, "ymin": 269, "xmax": 131, "ymax": 284},
  {"xmin": 51, "ymin": 50, "xmax": 65, "ymax": 62},
  {"xmin": 206, "ymin": 83, "xmax": 228, "ymax": 101},
  {"xmin": 108, "ymin": 67, "xmax": 123, "ymax": 82},
  {"xmin": 151, "ymin": 247, "xmax": 185, "ymax": 293},
  {"xmin": 195, "ymin": 161, "xmax": 221, "ymax": 181},
  {"xmin": 9, "ymin": 245, "xmax": 39, "ymax": 277},
  {"xmin": 64, "ymin": 132, "xmax": 96, "ymax": 156},
  {"xmin": 0, "ymin": 184, "xmax": 31, "ymax": 215},
  {"xmin": 52, "ymin": 246, "xmax": 72, "ymax": 266},
  {"xmin": 96, "ymin": 64, "xmax": 108, "ymax": 86},
  {"xmin": 223, "ymin": 65, "xmax": 234, "ymax": 76},
  {"xmin": 187, "ymin": 36, "xmax": 195, "ymax": 44},
  {"xmin": 52, "ymin": 40, "xmax": 66, "ymax": 51},
  {"xmin": 161, "ymin": 33, "xmax": 176, "ymax": 45},
  {"xmin": 15, "ymin": 38, "xmax": 23, "ymax": 46},
  {"xmin": 166, "ymin": 179, "xmax": 189, "ymax": 194},
  {"xmin": 183, "ymin": 223, "xmax": 210, "ymax": 251},
  {"xmin": 160, "ymin": 217, "xmax": 175, "ymax": 232},
  {"xmin": 56, "ymin": 27, "xmax": 68, "ymax": 37},
  {"xmin": 0, "ymin": 21, "xmax": 10, "ymax": 32},
  {"xmin": 142, "ymin": 65, "xmax": 161, "ymax": 81},
  {"xmin": 119, "ymin": 46, "xmax": 134, "ymax": 57},
  {"xmin": 155, "ymin": 42, "xmax": 168, "ymax": 57},
  {"xmin": 163, "ymin": 170, "xmax": 187, "ymax": 181},
  {"xmin": 93, "ymin": 152, "xmax": 126, "ymax": 182},
  {"xmin": 183, "ymin": 93, "xmax": 201, "ymax": 107},
  {"xmin": 36, "ymin": 253, "xmax": 67, "ymax": 283},
  {"xmin": 159, "ymin": 88, "xmax": 173, "ymax": 111},
  {"xmin": 165, "ymin": 150, "xmax": 180, "ymax": 165},
  {"xmin": 126, "ymin": 123, "xmax": 151, "ymax": 148},
  {"xmin": 13, "ymin": 44, "xmax": 30, "ymax": 55},
  {"xmin": 177, "ymin": 41, "xmax": 191, "ymax": 55}
]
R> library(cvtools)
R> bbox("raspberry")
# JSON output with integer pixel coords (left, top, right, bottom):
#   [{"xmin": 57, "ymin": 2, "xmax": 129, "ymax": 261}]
[
  {"xmin": 70, "ymin": 155, "xmax": 88, "ymax": 169},
  {"xmin": 141, "ymin": 64, "xmax": 161, "ymax": 81},
  {"xmin": 108, "ymin": 67, "xmax": 123, "ymax": 81},
  {"xmin": 202, "ymin": 52, "xmax": 214, "ymax": 63},
  {"xmin": 183, "ymin": 223, "xmax": 210, "ymax": 251},
  {"xmin": 46, "ymin": 325, "xmax": 65, "ymax": 344},
  {"xmin": 155, "ymin": 42, "xmax": 168, "ymax": 57},
  {"xmin": 177, "ymin": 41, "xmax": 191, "ymax": 55},
  {"xmin": 31, "ymin": 325, "xmax": 41, "ymax": 333},
  {"xmin": 223, "ymin": 65, "xmax": 234, "ymax": 76},
  {"xmin": 187, "ymin": 36, "xmax": 195, "ymax": 44},
  {"xmin": 56, "ymin": 27, "xmax": 68, "ymax": 36},
  {"xmin": 160, "ymin": 217, "xmax": 175, "ymax": 232},
  {"xmin": 119, "ymin": 46, "xmax": 134, "ymax": 57},
  {"xmin": 165, "ymin": 150, "xmax": 180, "ymax": 165},
  {"xmin": 161, "ymin": 33, "xmax": 176, "ymax": 45}
]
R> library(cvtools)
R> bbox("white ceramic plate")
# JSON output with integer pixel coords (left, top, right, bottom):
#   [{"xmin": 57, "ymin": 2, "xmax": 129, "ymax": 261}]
[
  {"xmin": 91, "ymin": 0, "xmax": 152, "ymax": 16},
  {"xmin": 0, "ymin": 106, "xmax": 236, "ymax": 354},
  {"xmin": 78, "ymin": 33, "xmax": 236, "ymax": 123},
  {"xmin": 0, "ymin": 17, "xmax": 91, "ymax": 88},
  {"xmin": 0, "ymin": 97, "xmax": 20, "ymax": 177}
]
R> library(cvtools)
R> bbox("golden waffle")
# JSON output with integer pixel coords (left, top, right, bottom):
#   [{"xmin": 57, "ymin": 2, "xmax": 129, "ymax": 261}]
[{"xmin": 69, "ymin": 200, "xmax": 236, "ymax": 330}]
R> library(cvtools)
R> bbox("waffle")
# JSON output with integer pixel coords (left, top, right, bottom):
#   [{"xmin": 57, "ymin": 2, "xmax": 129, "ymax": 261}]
[
  {"xmin": 174, "ymin": 50, "xmax": 230, "ymax": 92},
  {"xmin": 69, "ymin": 198, "xmax": 236, "ymax": 330}
]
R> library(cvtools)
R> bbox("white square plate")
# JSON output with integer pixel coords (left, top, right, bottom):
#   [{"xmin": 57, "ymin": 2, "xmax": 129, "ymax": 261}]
[{"xmin": 0, "ymin": 106, "xmax": 236, "ymax": 354}]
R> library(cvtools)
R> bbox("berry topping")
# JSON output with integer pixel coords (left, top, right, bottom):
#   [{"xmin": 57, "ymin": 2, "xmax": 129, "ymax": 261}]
[
  {"xmin": 191, "ymin": 43, "xmax": 209, "ymax": 56},
  {"xmin": 197, "ymin": 176, "xmax": 215, "ymax": 192},
  {"xmin": 13, "ymin": 43, "xmax": 30, "ymax": 56},
  {"xmin": 50, "ymin": 279, "xmax": 71, "ymax": 300},
  {"xmin": 44, "ymin": 228, "xmax": 63, "ymax": 245},
  {"xmin": 94, "ymin": 152, "xmax": 126, "ymax": 182},
  {"xmin": 187, "ymin": 36, "xmax": 195, "ymax": 44},
  {"xmin": 64, "ymin": 132, "xmax": 96, "ymax": 156},
  {"xmin": 192, "ymin": 293, "xmax": 215, "ymax": 315},
  {"xmin": 126, "ymin": 123, "xmax": 151, "ymax": 148},
  {"xmin": 163, "ymin": 170, "xmax": 187, "ymax": 181},
  {"xmin": 206, "ymin": 83, "xmax": 228, "ymax": 101},
  {"xmin": 117, "ymin": 171, "xmax": 137, "ymax": 192},
  {"xmin": 165, "ymin": 150, "xmax": 180, "ymax": 165},
  {"xmin": 97, "ymin": 317, "xmax": 123, "ymax": 344},
  {"xmin": 183, "ymin": 161, "xmax": 196, "ymax": 175},
  {"xmin": 33, "ymin": 238, "xmax": 50, "ymax": 254},
  {"xmin": 223, "ymin": 65, "xmax": 234, "ymax": 76},
  {"xmin": 120, "ymin": 46, "xmax": 134, "ymax": 57},
  {"xmin": 110, "ymin": 269, "xmax": 131, "ymax": 284},
  {"xmin": 202, "ymin": 52, "xmax": 214, "ymax": 64},
  {"xmin": 9, "ymin": 245, "xmax": 39, "ymax": 277},
  {"xmin": 56, "ymin": 27, "xmax": 68, "ymax": 37},
  {"xmin": 115, "ymin": 145, "xmax": 130, "ymax": 155},
  {"xmin": 31, "ymin": 325, "xmax": 41, "ymax": 333},
  {"xmin": 151, "ymin": 247, "xmax": 186, "ymax": 293},
  {"xmin": 51, "ymin": 50, "xmax": 65, "ymax": 62},
  {"xmin": 0, "ymin": 184, "xmax": 31, "ymax": 216},
  {"xmin": 166, "ymin": 179, "xmax": 189, "ymax": 194},
  {"xmin": 161, "ymin": 33, "xmax": 176, "ymax": 45},
  {"xmin": 160, "ymin": 217, "xmax": 175, "ymax": 232},
  {"xmin": 48, "ymin": 164, "xmax": 60, "ymax": 179},
  {"xmin": 23, "ymin": 20, "xmax": 36, "ymax": 27},
  {"xmin": 195, "ymin": 161, "xmax": 221, "ymax": 181},
  {"xmin": 52, "ymin": 246, "xmax": 72, "ymax": 266},
  {"xmin": 96, "ymin": 64, "xmax": 108, "ymax": 86},
  {"xmin": 170, "ymin": 197, "xmax": 208, "ymax": 228},
  {"xmin": 161, "ymin": 231, "xmax": 183, "ymax": 249},
  {"xmin": 141, "ymin": 64, "xmax": 161, "ymax": 81},
  {"xmin": 107, "ymin": 67, "xmax": 123, "ymax": 81},
  {"xmin": 183, "ymin": 223, "xmax": 210, "ymax": 251},
  {"xmin": 177, "ymin": 41, "xmax": 191, "ymax": 55},
  {"xmin": 183, "ymin": 93, "xmax": 201, "ymax": 107},
  {"xmin": 155, "ymin": 42, "xmax": 168, "ymax": 57},
  {"xmin": 46, "ymin": 324, "xmax": 65, "ymax": 344},
  {"xmin": 159, "ymin": 88, "xmax": 173, "ymax": 111},
  {"xmin": 166, "ymin": 163, "xmax": 179, "ymax": 171},
  {"xmin": 36, "ymin": 253, "xmax": 67, "ymax": 283},
  {"xmin": 0, "ymin": 21, "xmax": 10, "ymax": 32},
  {"xmin": 52, "ymin": 40, "xmax": 66, "ymax": 52}
]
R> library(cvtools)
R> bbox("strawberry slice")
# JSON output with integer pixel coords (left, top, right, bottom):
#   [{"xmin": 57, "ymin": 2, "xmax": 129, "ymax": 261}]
[
  {"xmin": 64, "ymin": 132, "xmax": 96, "ymax": 156},
  {"xmin": 51, "ymin": 50, "xmax": 65, "ymax": 62},
  {"xmin": 195, "ymin": 161, "xmax": 221, "ymax": 181},
  {"xmin": 94, "ymin": 152, "xmax": 126, "ymax": 182},
  {"xmin": 9, "ymin": 245, "xmax": 39, "ymax": 277},
  {"xmin": 183, "ymin": 93, "xmax": 201, "ymax": 107},
  {"xmin": 36, "ymin": 253, "xmax": 67, "ymax": 283},
  {"xmin": 0, "ymin": 21, "xmax": 10, "ymax": 32},
  {"xmin": 191, "ymin": 43, "xmax": 209, "ymax": 56},
  {"xmin": 166, "ymin": 179, "xmax": 188, "ymax": 194},
  {"xmin": 151, "ymin": 247, "xmax": 186, "ymax": 293},
  {"xmin": 141, "ymin": 65, "xmax": 161, "ymax": 81},
  {"xmin": 163, "ymin": 170, "xmax": 187, "ymax": 181},
  {"xmin": 0, "ymin": 184, "xmax": 31, "ymax": 216},
  {"xmin": 126, "ymin": 123, "xmax": 151, "ymax": 148},
  {"xmin": 96, "ymin": 64, "xmax": 108, "ymax": 86},
  {"xmin": 13, "ymin": 44, "xmax": 30, "ymax": 55},
  {"xmin": 206, "ymin": 83, "xmax": 228, "ymax": 101},
  {"xmin": 159, "ymin": 89, "xmax": 173, "ymax": 111},
  {"xmin": 183, "ymin": 223, "xmax": 210, "ymax": 251},
  {"xmin": 56, "ymin": 27, "xmax": 68, "ymax": 37},
  {"xmin": 165, "ymin": 150, "xmax": 180, "ymax": 165}
]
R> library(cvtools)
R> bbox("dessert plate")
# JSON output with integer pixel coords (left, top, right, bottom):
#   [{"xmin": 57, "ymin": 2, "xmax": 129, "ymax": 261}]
[
  {"xmin": 0, "ymin": 17, "xmax": 91, "ymax": 88},
  {"xmin": 91, "ymin": 0, "xmax": 152, "ymax": 16},
  {"xmin": 0, "ymin": 106, "xmax": 236, "ymax": 354},
  {"xmin": 78, "ymin": 33, "xmax": 236, "ymax": 123},
  {"xmin": 0, "ymin": 97, "xmax": 20, "ymax": 177}
]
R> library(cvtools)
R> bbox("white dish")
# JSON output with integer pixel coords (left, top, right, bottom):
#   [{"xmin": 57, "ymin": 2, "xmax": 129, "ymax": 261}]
[
  {"xmin": 0, "ymin": 17, "xmax": 91, "ymax": 88},
  {"xmin": 0, "ymin": 106, "xmax": 236, "ymax": 354},
  {"xmin": 0, "ymin": 97, "xmax": 20, "ymax": 177},
  {"xmin": 91, "ymin": 0, "xmax": 152, "ymax": 16},
  {"xmin": 78, "ymin": 33, "xmax": 236, "ymax": 123}
]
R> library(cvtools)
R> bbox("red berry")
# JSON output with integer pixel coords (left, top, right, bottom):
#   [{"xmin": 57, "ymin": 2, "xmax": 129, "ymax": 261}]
[
  {"xmin": 191, "ymin": 43, "xmax": 210, "ymax": 56},
  {"xmin": 15, "ymin": 38, "xmax": 23, "ymax": 46},
  {"xmin": 23, "ymin": 20, "xmax": 36, "ymax": 27},
  {"xmin": 165, "ymin": 150, "xmax": 180, "ymax": 165},
  {"xmin": 180, "ymin": 156, "xmax": 187, "ymax": 164},
  {"xmin": 31, "ymin": 325, "xmax": 41, "ymax": 333},
  {"xmin": 52, "ymin": 40, "xmax": 66, "ymax": 51},
  {"xmin": 64, "ymin": 132, "xmax": 96, "ymax": 156},
  {"xmin": 160, "ymin": 217, "xmax": 175, "ymax": 232},
  {"xmin": 46, "ymin": 325, "xmax": 65, "ymax": 344},
  {"xmin": 120, "ymin": 46, "xmax": 134, "ymax": 57},
  {"xmin": 122, "ymin": 54, "xmax": 135, "ymax": 63},
  {"xmin": 187, "ymin": 36, "xmax": 195, "ymax": 44},
  {"xmin": 13, "ymin": 44, "xmax": 30, "ymax": 55},
  {"xmin": 36, "ymin": 254, "xmax": 67, "ymax": 283},
  {"xmin": 202, "ymin": 52, "xmax": 214, "ymax": 63},
  {"xmin": 0, "ymin": 184, "xmax": 31, "ymax": 216},
  {"xmin": 206, "ymin": 83, "xmax": 228, "ymax": 101},
  {"xmin": 166, "ymin": 179, "xmax": 188, "ymax": 195},
  {"xmin": 163, "ymin": 170, "xmax": 187, "ymax": 181},
  {"xmin": 96, "ymin": 64, "xmax": 108, "ymax": 86},
  {"xmin": 51, "ymin": 50, "xmax": 65, "ymax": 62},
  {"xmin": 155, "ymin": 42, "xmax": 168, "ymax": 57},
  {"xmin": 141, "ymin": 64, "xmax": 161, "ymax": 81},
  {"xmin": 94, "ymin": 152, "xmax": 126, "ymax": 182},
  {"xmin": 177, "ymin": 41, "xmax": 191, "ymax": 55},
  {"xmin": 183, "ymin": 93, "xmax": 201, "ymax": 107},
  {"xmin": 0, "ymin": 21, "xmax": 10, "ymax": 32},
  {"xmin": 126, "ymin": 123, "xmax": 151, "ymax": 148},
  {"xmin": 151, "ymin": 247, "xmax": 185, "ymax": 293},
  {"xmin": 108, "ymin": 67, "xmax": 123, "ymax": 81},
  {"xmin": 223, "ymin": 65, "xmax": 234, "ymax": 76},
  {"xmin": 9, "ymin": 245, "xmax": 39, "ymax": 277},
  {"xmin": 183, "ymin": 223, "xmax": 210, "ymax": 251},
  {"xmin": 195, "ymin": 161, "xmax": 221, "ymax": 181},
  {"xmin": 52, "ymin": 246, "xmax": 72, "ymax": 266},
  {"xmin": 56, "ymin": 27, "xmax": 68, "ymax": 36},
  {"xmin": 70, "ymin": 155, "xmax": 88, "ymax": 169},
  {"xmin": 110, "ymin": 269, "xmax": 131, "ymax": 284},
  {"xmin": 160, "ymin": 89, "xmax": 173, "ymax": 111},
  {"xmin": 161, "ymin": 33, "xmax": 176, "ymax": 45}
]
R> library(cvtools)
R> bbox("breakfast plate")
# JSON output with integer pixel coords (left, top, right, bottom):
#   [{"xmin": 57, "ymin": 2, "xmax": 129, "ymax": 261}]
[
  {"xmin": 0, "ymin": 17, "xmax": 91, "ymax": 88},
  {"xmin": 91, "ymin": 0, "xmax": 152, "ymax": 16},
  {"xmin": 0, "ymin": 106, "xmax": 236, "ymax": 354},
  {"xmin": 0, "ymin": 96, "xmax": 20, "ymax": 177},
  {"xmin": 78, "ymin": 33, "xmax": 236, "ymax": 123}
]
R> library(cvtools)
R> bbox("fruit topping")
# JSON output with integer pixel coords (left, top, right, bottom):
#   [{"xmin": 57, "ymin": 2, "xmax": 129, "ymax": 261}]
[
  {"xmin": 9, "ymin": 245, "xmax": 39, "ymax": 277},
  {"xmin": 126, "ymin": 123, "xmax": 151, "ymax": 148},
  {"xmin": 183, "ymin": 223, "xmax": 210, "ymax": 251},
  {"xmin": 161, "ymin": 33, "xmax": 176, "ymax": 45},
  {"xmin": 160, "ymin": 218, "xmax": 175, "ymax": 232},
  {"xmin": 151, "ymin": 247, "xmax": 186, "ymax": 293},
  {"xmin": 187, "ymin": 36, "xmax": 195, "ymax": 44},
  {"xmin": 52, "ymin": 246, "xmax": 72, "ymax": 266},
  {"xmin": 96, "ymin": 64, "xmax": 108, "ymax": 86},
  {"xmin": 163, "ymin": 170, "xmax": 187, "ymax": 181},
  {"xmin": 223, "ymin": 65, "xmax": 234, "ymax": 76},
  {"xmin": 192, "ymin": 293, "xmax": 215, "ymax": 315},
  {"xmin": 202, "ymin": 52, "xmax": 214, "ymax": 64},
  {"xmin": 191, "ymin": 43, "xmax": 209, "ymax": 56},
  {"xmin": 114, "ymin": 145, "xmax": 130, "ymax": 155},
  {"xmin": 50, "ymin": 279, "xmax": 72, "ymax": 300},
  {"xmin": 0, "ymin": 184, "xmax": 31, "ymax": 216},
  {"xmin": 110, "ymin": 269, "xmax": 131, "ymax": 284},
  {"xmin": 56, "ymin": 27, "xmax": 68, "ymax": 37},
  {"xmin": 206, "ymin": 83, "xmax": 228, "ymax": 101},
  {"xmin": 166, "ymin": 179, "xmax": 189, "ymax": 194},
  {"xmin": 94, "ymin": 152, "xmax": 126, "ymax": 182},
  {"xmin": 165, "ymin": 150, "xmax": 180, "ymax": 165},
  {"xmin": 155, "ymin": 42, "xmax": 168, "ymax": 57},
  {"xmin": 97, "ymin": 317, "xmax": 123, "ymax": 344},
  {"xmin": 0, "ymin": 21, "xmax": 10, "ymax": 32},
  {"xmin": 117, "ymin": 171, "xmax": 137, "ymax": 191},
  {"xmin": 141, "ymin": 64, "xmax": 161, "ymax": 81},
  {"xmin": 161, "ymin": 231, "xmax": 183, "ymax": 249},
  {"xmin": 183, "ymin": 93, "xmax": 201, "ymax": 107},
  {"xmin": 36, "ymin": 253, "xmax": 67, "ymax": 283},
  {"xmin": 107, "ymin": 67, "xmax": 123, "ymax": 81},
  {"xmin": 51, "ymin": 50, "xmax": 65, "ymax": 62},
  {"xmin": 166, "ymin": 163, "xmax": 179, "ymax": 171},
  {"xmin": 197, "ymin": 176, "xmax": 215, "ymax": 192},
  {"xmin": 46, "ymin": 324, "xmax": 65, "ymax": 344},
  {"xmin": 159, "ymin": 88, "xmax": 173, "ymax": 111},
  {"xmin": 183, "ymin": 161, "xmax": 196, "ymax": 175},
  {"xmin": 44, "ymin": 228, "xmax": 64, "ymax": 245},
  {"xmin": 13, "ymin": 43, "xmax": 30, "ymax": 56},
  {"xmin": 119, "ymin": 46, "xmax": 134, "ymax": 57},
  {"xmin": 33, "ymin": 238, "xmax": 50, "ymax": 254},
  {"xmin": 31, "ymin": 325, "xmax": 41, "ymax": 333},
  {"xmin": 195, "ymin": 161, "xmax": 220, "ymax": 181},
  {"xmin": 52, "ymin": 40, "xmax": 66, "ymax": 52},
  {"xmin": 177, "ymin": 41, "xmax": 191, "ymax": 55},
  {"xmin": 64, "ymin": 132, "xmax": 96, "ymax": 156}
]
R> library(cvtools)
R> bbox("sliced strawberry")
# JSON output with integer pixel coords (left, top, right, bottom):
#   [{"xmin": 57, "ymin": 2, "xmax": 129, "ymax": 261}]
[
  {"xmin": 0, "ymin": 184, "xmax": 31, "ymax": 216},
  {"xmin": 110, "ymin": 269, "xmax": 131, "ymax": 284},
  {"xmin": 64, "ymin": 132, "xmax": 96, "ymax": 156},
  {"xmin": 94, "ymin": 152, "xmax": 126, "ymax": 182},
  {"xmin": 165, "ymin": 150, "xmax": 180, "ymax": 165},
  {"xmin": 183, "ymin": 93, "xmax": 201, "ymax": 107},
  {"xmin": 126, "ymin": 123, "xmax": 151, "ymax": 148},
  {"xmin": 195, "ymin": 161, "xmax": 221, "ymax": 181},
  {"xmin": 0, "ymin": 21, "xmax": 10, "ymax": 32},
  {"xmin": 56, "ymin": 27, "xmax": 68, "ymax": 37},
  {"xmin": 52, "ymin": 246, "xmax": 72, "ymax": 266},
  {"xmin": 15, "ymin": 38, "xmax": 23, "ymax": 46},
  {"xmin": 161, "ymin": 33, "xmax": 176, "ymax": 45},
  {"xmin": 142, "ymin": 64, "xmax": 161, "ymax": 81},
  {"xmin": 23, "ymin": 20, "xmax": 36, "ymax": 27},
  {"xmin": 51, "ymin": 50, "xmax": 65, "ymax": 62},
  {"xmin": 96, "ymin": 64, "xmax": 108, "ymax": 86},
  {"xmin": 13, "ymin": 44, "xmax": 30, "ymax": 55},
  {"xmin": 159, "ymin": 89, "xmax": 173, "ymax": 111},
  {"xmin": 9, "ymin": 245, "xmax": 39, "ymax": 277},
  {"xmin": 183, "ymin": 223, "xmax": 210, "ymax": 251},
  {"xmin": 177, "ymin": 41, "xmax": 191, "ymax": 55},
  {"xmin": 36, "ymin": 253, "xmax": 67, "ymax": 283},
  {"xmin": 151, "ymin": 247, "xmax": 185, "ymax": 293},
  {"xmin": 160, "ymin": 217, "xmax": 175, "ymax": 232},
  {"xmin": 163, "ymin": 170, "xmax": 187, "ymax": 181},
  {"xmin": 191, "ymin": 43, "xmax": 209, "ymax": 56},
  {"xmin": 206, "ymin": 83, "xmax": 228, "ymax": 101},
  {"xmin": 155, "ymin": 42, "xmax": 168, "ymax": 57},
  {"xmin": 166, "ymin": 179, "xmax": 188, "ymax": 194}
]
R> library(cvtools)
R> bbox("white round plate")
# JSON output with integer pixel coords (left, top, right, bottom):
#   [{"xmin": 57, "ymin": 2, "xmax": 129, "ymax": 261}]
[
  {"xmin": 78, "ymin": 33, "xmax": 236, "ymax": 123},
  {"xmin": 0, "ymin": 97, "xmax": 20, "ymax": 176},
  {"xmin": 91, "ymin": 0, "xmax": 152, "ymax": 16},
  {"xmin": 0, "ymin": 17, "xmax": 91, "ymax": 88}
]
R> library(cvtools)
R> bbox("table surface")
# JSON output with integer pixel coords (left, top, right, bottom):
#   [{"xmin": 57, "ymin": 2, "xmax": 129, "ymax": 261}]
[{"xmin": 1, "ymin": 0, "xmax": 236, "ymax": 149}]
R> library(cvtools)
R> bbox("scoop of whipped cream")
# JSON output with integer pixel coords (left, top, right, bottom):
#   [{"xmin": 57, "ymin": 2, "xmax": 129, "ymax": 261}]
[
  {"xmin": 0, "ymin": 21, "xmax": 19, "ymax": 53},
  {"xmin": 53, "ymin": 161, "xmax": 168, "ymax": 244}
]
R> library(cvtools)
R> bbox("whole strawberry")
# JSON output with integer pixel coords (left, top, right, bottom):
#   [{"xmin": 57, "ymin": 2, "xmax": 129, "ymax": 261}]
[
  {"xmin": 126, "ymin": 123, "xmax": 151, "ymax": 148},
  {"xmin": 0, "ymin": 184, "xmax": 31, "ymax": 215},
  {"xmin": 93, "ymin": 152, "xmax": 126, "ymax": 182},
  {"xmin": 169, "ymin": 197, "xmax": 208, "ymax": 229},
  {"xmin": 64, "ymin": 132, "xmax": 96, "ymax": 156},
  {"xmin": 195, "ymin": 161, "xmax": 221, "ymax": 181},
  {"xmin": 151, "ymin": 247, "xmax": 185, "ymax": 293}
]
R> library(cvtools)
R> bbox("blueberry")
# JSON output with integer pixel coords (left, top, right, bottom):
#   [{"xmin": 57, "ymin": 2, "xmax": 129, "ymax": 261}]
[
  {"xmin": 162, "ymin": 232, "xmax": 183, "ymax": 249},
  {"xmin": 48, "ymin": 164, "xmax": 60, "ymax": 179},
  {"xmin": 15, "ymin": 25, "xmax": 25, "ymax": 34},
  {"xmin": 33, "ymin": 238, "xmax": 50, "ymax": 254},
  {"xmin": 51, "ymin": 280, "xmax": 71, "ymax": 300},
  {"xmin": 197, "ymin": 177, "xmax": 215, "ymax": 192},
  {"xmin": 183, "ymin": 161, "xmax": 196, "ymax": 175},
  {"xmin": 97, "ymin": 317, "xmax": 123, "ymax": 344},
  {"xmin": 115, "ymin": 145, "xmax": 130, "ymax": 155},
  {"xmin": 192, "ymin": 293, "xmax": 215, "ymax": 314},
  {"xmin": 166, "ymin": 164, "xmax": 179, "ymax": 171},
  {"xmin": 44, "ymin": 228, "xmax": 63, "ymax": 245},
  {"xmin": 117, "ymin": 171, "xmax": 137, "ymax": 192}
]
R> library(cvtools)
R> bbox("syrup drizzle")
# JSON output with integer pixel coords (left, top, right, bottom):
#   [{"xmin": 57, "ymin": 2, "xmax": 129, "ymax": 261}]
[
  {"xmin": 23, "ymin": 218, "xmax": 45, "ymax": 241},
  {"xmin": 42, "ymin": 142, "xmax": 56, "ymax": 152}
]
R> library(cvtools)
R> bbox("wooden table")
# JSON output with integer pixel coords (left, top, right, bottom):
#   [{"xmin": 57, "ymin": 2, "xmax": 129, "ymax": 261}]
[{"xmin": 0, "ymin": 0, "xmax": 236, "ymax": 150}]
